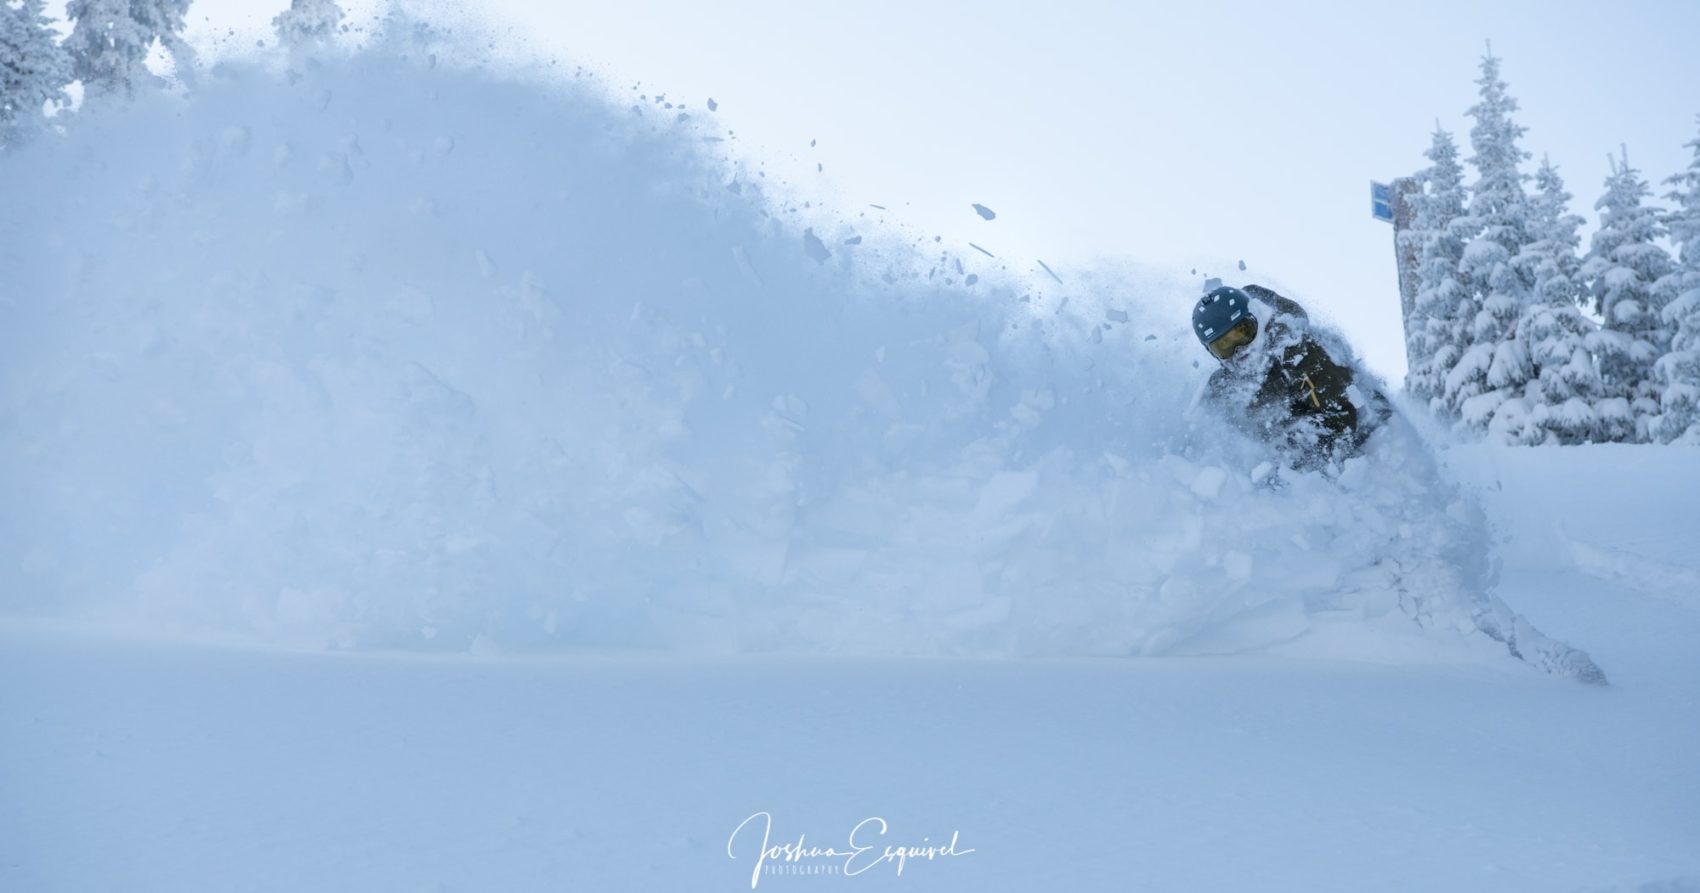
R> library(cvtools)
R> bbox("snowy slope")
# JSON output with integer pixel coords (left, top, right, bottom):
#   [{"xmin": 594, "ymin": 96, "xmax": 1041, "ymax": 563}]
[
  {"xmin": 1450, "ymin": 444, "xmax": 1700, "ymax": 610},
  {"xmin": 3, "ymin": 445, "xmax": 1698, "ymax": 891}
]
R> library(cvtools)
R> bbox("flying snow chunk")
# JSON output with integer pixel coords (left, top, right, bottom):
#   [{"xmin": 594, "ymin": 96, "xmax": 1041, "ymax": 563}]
[
  {"xmin": 1190, "ymin": 466, "xmax": 1229, "ymax": 501},
  {"xmin": 802, "ymin": 228, "xmax": 831, "ymax": 264},
  {"xmin": 732, "ymin": 245, "xmax": 763, "ymax": 286},
  {"xmin": 707, "ymin": 97, "xmax": 718, "ymax": 111},
  {"xmin": 972, "ymin": 203, "xmax": 997, "ymax": 221}
]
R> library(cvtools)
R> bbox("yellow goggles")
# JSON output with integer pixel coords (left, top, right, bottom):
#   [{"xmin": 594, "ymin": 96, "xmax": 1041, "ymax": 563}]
[{"xmin": 1207, "ymin": 317, "xmax": 1258, "ymax": 360}]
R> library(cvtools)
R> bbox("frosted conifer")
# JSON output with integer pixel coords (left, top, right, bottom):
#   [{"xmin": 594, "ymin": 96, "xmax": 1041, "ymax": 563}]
[
  {"xmin": 1447, "ymin": 49, "xmax": 1536, "ymax": 437},
  {"xmin": 0, "ymin": 0, "xmax": 71, "ymax": 147},
  {"xmin": 1512, "ymin": 158, "xmax": 1607, "ymax": 443},
  {"xmin": 273, "ymin": 0, "xmax": 343, "ymax": 50},
  {"xmin": 1651, "ymin": 119, "xmax": 1700, "ymax": 444},
  {"xmin": 1580, "ymin": 149, "xmax": 1679, "ymax": 440},
  {"xmin": 1401, "ymin": 127, "xmax": 1472, "ymax": 414},
  {"xmin": 63, "ymin": 0, "xmax": 191, "ymax": 100}
]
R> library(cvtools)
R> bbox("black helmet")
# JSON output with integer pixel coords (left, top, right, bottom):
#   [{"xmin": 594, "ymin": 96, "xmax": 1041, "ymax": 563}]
[{"xmin": 1192, "ymin": 286, "xmax": 1259, "ymax": 359}]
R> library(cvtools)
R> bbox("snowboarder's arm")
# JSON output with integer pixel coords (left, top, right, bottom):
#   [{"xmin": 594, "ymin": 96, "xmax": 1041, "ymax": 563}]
[{"xmin": 1243, "ymin": 284, "xmax": 1308, "ymax": 323}]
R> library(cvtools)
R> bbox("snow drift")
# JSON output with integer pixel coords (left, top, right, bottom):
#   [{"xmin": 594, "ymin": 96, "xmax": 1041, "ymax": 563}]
[{"xmin": 0, "ymin": 37, "xmax": 1600, "ymax": 679}]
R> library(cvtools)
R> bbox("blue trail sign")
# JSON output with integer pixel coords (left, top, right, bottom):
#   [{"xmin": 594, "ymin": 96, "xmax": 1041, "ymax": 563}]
[{"xmin": 1371, "ymin": 181, "xmax": 1395, "ymax": 223}]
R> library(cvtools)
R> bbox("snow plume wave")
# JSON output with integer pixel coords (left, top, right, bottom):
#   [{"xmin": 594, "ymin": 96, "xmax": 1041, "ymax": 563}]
[{"xmin": 0, "ymin": 41, "xmax": 1600, "ymax": 679}]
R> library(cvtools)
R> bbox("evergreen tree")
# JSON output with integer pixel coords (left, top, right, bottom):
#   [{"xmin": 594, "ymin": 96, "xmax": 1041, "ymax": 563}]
[
  {"xmin": 1580, "ymin": 149, "xmax": 1679, "ymax": 440},
  {"xmin": 1513, "ymin": 157, "xmax": 1608, "ymax": 443},
  {"xmin": 1651, "ymin": 118, "xmax": 1700, "ymax": 444},
  {"xmin": 273, "ymin": 0, "xmax": 343, "ymax": 49},
  {"xmin": 1446, "ymin": 48, "xmax": 1536, "ymax": 437},
  {"xmin": 1665, "ymin": 117, "xmax": 1700, "ymax": 274},
  {"xmin": 63, "ymin": 0, "xmax": 191, "ymax": 100},
  {"xmin": 1654, "ymin": 292, "xmax": 1700, "ymax": 444},
  {"xmin": 1401, "ymin": 126, "xmax": 1472, "ymax": 414},
  {"xmin": 131, "ymin": 0, "xmax": 194, "ymax": 81},
  {"xmin": 0, "ymin": 0, "xmax": 71, "ymax": 147},
  {"xmin": 1518, "ymin": 157, "xmax": 1587, "ymax": 309}
]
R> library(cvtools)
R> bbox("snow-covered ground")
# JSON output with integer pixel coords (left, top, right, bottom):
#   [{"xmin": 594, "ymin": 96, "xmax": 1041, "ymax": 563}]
[
  {"xmin": 3, "ymin": 32, "xmax": 1698, "ymax": 892},
  {"xmin": 4, "ymin": 445, "xmax": 1699, "ymax": 892}
]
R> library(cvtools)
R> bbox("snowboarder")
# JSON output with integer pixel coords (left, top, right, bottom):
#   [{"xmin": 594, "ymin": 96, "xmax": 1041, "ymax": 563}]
[{"xmin": 1191, "ymin": 284, "xmax": 1390, "ymax": 469}]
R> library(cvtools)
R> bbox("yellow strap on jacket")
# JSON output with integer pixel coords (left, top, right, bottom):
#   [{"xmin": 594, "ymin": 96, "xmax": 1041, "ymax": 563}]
[{"xmin": 1300, "ymin": 374, "xmax": 1322, "ymax": 409}]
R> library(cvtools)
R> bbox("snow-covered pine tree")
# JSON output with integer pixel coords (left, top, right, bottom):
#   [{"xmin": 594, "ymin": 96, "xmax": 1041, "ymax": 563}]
[
  {"xmin": 1656, "ymin": 292, "xmax": 1700, "ymax": 444},
  {"xmin": 1512, "ymin": 157, "xmax": 1608, "ymax": 443},
  {"xmin": 1651, "ymin": 118, "xmax": 1700, "ymax": 444},
  {"xmin": 1580, "ymin": 148, "xmax": 1679, "ymax": 441},
  {"xmin": 1446, "ymin": 48, "xmax": 1536, "ymax": 440},
  {"xmin": 130, "ymin": 0, "xmax": 194, "ymax": 82},
  {"xmin": 273, "ymin": 0, "xmax": 343, "ymax": 49},
  {"xmin": 1401, "ymin": 126, "xmax": 1472, "ymax": 415},
  {"xmin": 0, "ymin": 0, "xmax": 72, "ymax": 147},
  {"xmin": 1518, "ymin": 158, "xmax": 1587, "ymax": 306},
  {"xmin": 63, "ymin": 0, "xmax": 191, "ymax": 100}
]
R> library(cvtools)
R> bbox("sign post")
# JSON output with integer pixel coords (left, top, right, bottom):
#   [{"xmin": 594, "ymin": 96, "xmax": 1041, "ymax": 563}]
[{"xmin": 1372, "ymin": 178, "xmax": 1422, "ymax": 369}]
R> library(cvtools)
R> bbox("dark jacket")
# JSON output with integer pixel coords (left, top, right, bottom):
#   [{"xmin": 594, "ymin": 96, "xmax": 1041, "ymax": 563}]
[{"xmin": 1203, "ymin": 285, "xmax": 1386, "ymax": 467}]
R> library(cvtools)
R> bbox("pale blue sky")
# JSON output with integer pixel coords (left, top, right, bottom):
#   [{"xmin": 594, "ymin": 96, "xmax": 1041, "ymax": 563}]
[{"xmin": 73, "ymin": 0, "xmax": 1700, "ymax": 379}]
